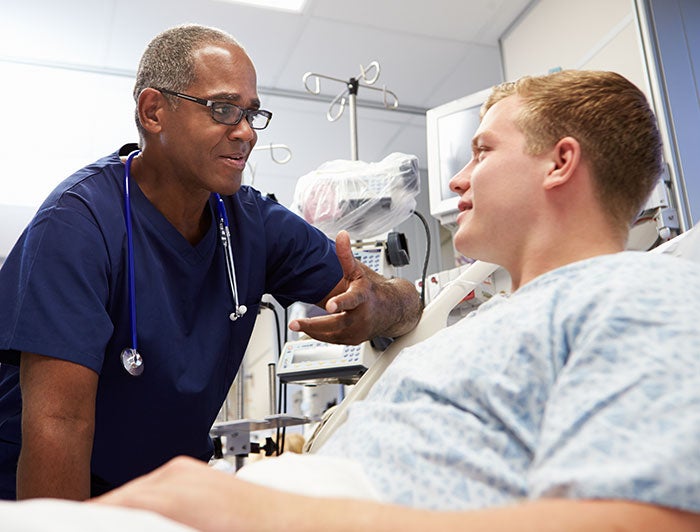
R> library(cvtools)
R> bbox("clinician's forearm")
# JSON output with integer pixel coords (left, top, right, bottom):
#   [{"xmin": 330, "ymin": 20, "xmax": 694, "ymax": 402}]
[
  {"xmin": 18, "ymin": 352, "xmax": 98, "ymax": 501},
  {"xmin": 17, "ymin": 416, "xmax": 94, "ymax": 500}
]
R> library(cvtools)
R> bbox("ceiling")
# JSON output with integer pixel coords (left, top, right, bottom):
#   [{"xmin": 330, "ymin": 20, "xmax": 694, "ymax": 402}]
[{"xmin": 0, "ymin": 0, "xmax": 532, "ymax": 206}]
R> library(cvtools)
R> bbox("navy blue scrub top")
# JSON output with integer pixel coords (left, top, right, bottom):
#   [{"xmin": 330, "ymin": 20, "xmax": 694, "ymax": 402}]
[{"xmin": 0, "ymin": 146, "xmax": 342, "ymax": 498}]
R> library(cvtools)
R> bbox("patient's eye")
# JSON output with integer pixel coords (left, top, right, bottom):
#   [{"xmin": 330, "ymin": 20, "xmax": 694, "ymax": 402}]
[{"xmin": 474, "ymin": 145, "xmax": 489, "ymax": 161}]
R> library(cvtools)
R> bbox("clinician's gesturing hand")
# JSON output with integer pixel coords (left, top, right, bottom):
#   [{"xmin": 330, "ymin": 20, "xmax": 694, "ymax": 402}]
[{"xmin": 288, "ymin": 230, "xmax": 422, "ymax": 345}]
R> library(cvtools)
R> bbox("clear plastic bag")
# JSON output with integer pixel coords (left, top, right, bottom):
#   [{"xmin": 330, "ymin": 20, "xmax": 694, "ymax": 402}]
[{"xmin": 293, "ymin": 152, "xmax": 420, "ymax": 240}]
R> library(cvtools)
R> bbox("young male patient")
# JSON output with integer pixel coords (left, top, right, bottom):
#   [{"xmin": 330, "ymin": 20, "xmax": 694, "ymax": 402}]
[{"xmin": 95, "ymin": 70, "xmax": 700, "ymax": 531}]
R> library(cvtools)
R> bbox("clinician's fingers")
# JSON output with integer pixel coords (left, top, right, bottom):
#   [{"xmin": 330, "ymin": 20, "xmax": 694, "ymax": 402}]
[
  {"xmin": 289, "ymin": 314, "xmax": 343, "ymax": 335},
  {"xmin": 288, "ymin": 313, "xmax": 369, "ymax": 345},
  {"xmin": 324, "ymin": 280, "xmax": 369, "ymax": 314},
  {"xmin": 335, "ymin": 230, "xmax": 358, "ymax": 279},
  {"xmin": 326, "ymin": 233, "xmax": 373, "ymax": 314}
]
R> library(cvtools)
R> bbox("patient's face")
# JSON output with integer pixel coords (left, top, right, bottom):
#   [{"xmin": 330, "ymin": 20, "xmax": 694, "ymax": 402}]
[{"xmin": 449, "ymin": 95, "xmax": 551, "ymax": 264}]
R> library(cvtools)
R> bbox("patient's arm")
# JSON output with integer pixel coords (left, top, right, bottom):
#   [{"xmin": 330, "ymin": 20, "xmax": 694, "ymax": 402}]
[{"xmin": 95, "ymin": 457, "xmax": 700, "ymax": 532}]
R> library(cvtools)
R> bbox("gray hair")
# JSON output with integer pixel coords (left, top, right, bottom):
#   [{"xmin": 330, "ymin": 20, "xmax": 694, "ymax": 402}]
[{"xmin": 132, "ymin": 24, "xmax": 243, "ymax": 138}]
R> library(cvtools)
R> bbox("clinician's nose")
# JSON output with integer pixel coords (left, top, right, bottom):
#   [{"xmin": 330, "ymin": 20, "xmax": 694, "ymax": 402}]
[
  {"xmin": 228, "ymin": 117, "xmax": 257, "ymax": 143},
  {"xmin": 449, "ymin": 159, "xmax": 473, "ymax": 194}
]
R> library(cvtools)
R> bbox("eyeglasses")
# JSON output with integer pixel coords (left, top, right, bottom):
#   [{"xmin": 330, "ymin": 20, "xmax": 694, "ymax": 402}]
[{"xmin": 156, "ymin": 88, "xmax": 272, "ymax": 130}]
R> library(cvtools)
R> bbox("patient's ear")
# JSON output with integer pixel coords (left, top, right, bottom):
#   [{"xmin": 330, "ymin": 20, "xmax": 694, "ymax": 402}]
[{"xmin": 543, "ymin": 136, "xmax": 581, "ymax": 190}]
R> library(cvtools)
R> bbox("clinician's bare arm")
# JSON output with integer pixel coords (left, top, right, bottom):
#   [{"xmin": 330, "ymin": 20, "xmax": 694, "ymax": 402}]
[
  {"xmin": 96, "ymin": 456, "xmax": 700, "ymax": 532},
  {"xmin": 18, "ymin": 352, "xmax": 98, "ymax": 500}
]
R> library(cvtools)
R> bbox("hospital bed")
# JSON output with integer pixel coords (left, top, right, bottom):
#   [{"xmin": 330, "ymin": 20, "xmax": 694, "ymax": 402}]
[
  {"xmin": 304, "ymin": 260, "xmax": 500, "ymax": 452},
  {"xmin": 304, "ymin": 224, "xmax": 700, "ymax": 453}
]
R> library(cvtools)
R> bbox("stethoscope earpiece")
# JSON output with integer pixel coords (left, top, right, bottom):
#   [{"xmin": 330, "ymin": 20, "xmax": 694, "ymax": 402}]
[
  {"xmin": 229, "ymin": 304, "xmax": 247, "ymax": 322},
  {"xmin": 120, "ymin": 151, "xmax": 246, "ymax": 377}
]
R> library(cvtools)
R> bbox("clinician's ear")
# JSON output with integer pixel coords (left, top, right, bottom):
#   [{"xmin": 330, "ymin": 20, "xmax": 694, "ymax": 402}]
[
  {"xmin": 543, "ymin": 136, "xmax": 581, "ymax": 190},
  {"xmin": 137, "ymin": 88, "xmax": 166, "ymax": 134}
]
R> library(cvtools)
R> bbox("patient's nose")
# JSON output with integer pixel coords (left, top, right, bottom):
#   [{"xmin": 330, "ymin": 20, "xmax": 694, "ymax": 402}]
[{"xmin": 449, "ymin": 162, "xmax": 472, "ymax": 194}]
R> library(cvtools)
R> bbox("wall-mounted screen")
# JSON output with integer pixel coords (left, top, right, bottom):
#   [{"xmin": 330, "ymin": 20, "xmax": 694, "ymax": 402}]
[{"xmin": 426, "ymin": 88, "xmax": 492, "ymax": 227}]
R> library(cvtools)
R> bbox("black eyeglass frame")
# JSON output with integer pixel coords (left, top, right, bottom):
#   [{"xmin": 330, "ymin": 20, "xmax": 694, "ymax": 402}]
[{"xmin": 156, "ymin": 88, "xmax": 272, "ymax": 130}]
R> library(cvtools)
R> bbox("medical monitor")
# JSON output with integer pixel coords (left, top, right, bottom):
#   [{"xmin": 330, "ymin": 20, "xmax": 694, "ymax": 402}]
[{"xmin": 426, "ymin": 88, "xmax": 492, "ymax": 228}]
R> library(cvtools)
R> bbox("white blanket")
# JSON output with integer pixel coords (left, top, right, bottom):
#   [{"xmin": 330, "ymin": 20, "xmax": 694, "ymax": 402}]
[
  {"xmin": 0, "ymin": 499, "xmax": 192, "ymax": 531},
  {"xmin": 237, "ymin": 452, "xmax": 381, "ymax": 501}
]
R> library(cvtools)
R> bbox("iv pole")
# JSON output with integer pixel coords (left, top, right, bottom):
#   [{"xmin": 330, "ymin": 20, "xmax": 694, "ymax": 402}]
[
  {"xmin": 299, "ymin": 63, "xmax": 403, "ymax": 406},
  {"xmin": 302, "ymin": 61, "xmax": 399, "ymax": 161}
]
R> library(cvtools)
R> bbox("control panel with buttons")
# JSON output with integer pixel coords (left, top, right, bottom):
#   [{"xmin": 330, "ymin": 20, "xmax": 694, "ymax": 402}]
[{"xmin": 277, "ymin": 339, "xmax": 379, "ymax": 385}]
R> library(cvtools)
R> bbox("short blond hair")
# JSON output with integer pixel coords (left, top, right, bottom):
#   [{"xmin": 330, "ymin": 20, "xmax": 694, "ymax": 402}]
[{"xmin": 484, "ymin": 70, "xmax": 663, "ymax": 231}]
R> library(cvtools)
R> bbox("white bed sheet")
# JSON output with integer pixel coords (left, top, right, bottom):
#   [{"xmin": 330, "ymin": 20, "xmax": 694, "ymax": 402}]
[{"xmin": 0, "ymin": 498, "xmax": 193, "ymax": 531}]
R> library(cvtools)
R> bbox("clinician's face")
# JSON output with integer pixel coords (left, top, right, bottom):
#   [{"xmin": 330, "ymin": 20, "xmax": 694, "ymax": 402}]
[
  {"xmin": 159, "ymin": 43, "xmax": 260, "ymax": 196},
  {"xmin": 448, "ymin": 95, "xmax": 550, "ymax": 263}
]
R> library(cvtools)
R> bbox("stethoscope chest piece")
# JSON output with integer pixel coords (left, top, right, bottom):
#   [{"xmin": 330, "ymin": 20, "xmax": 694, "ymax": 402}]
[{"xmin": 121, "ymin": 347, "xmax": 144, "ymax": 376}]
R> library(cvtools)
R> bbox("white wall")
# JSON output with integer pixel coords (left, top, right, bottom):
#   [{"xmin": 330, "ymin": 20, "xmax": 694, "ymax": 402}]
[
  {"xmin": 0, "ymin": 61, "xmax": 138, "ymax": 260},
  {"xmin": 0, "ymin": 62, "xmax": 138, "ymax": 206},
  {"xmin": 501, "ymin": 0, "xmax": 648, "ymax": 94},
  {"xmin": 0, "ymin": 205, "xmax": 34, "ymax": 264}
]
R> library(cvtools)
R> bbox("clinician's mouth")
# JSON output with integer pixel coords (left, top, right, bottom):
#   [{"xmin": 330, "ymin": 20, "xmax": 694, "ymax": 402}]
[{"xmin": 220, "ymin": 154, "xmax": 247, "ymax": 171}]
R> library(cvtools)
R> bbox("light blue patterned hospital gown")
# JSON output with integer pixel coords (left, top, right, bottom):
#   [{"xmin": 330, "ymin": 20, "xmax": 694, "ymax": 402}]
[{"xmin": 318, "ymin": 252, "xmax": 700, "ymax": 512}]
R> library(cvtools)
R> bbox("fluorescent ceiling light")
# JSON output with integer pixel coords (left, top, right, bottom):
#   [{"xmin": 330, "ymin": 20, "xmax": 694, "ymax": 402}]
[{"xmin": 216, "ymin": 0, "xmax": 307, "ymax": 12}]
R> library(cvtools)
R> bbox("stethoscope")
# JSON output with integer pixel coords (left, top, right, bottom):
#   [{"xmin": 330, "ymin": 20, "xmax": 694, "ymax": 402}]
[{"xmin": 120, "ymin": 150, "xmax": 247, "ymax": 376}]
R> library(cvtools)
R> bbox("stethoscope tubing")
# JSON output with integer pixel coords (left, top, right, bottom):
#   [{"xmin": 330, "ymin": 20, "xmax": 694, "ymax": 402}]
[
  {"xmin": 124, "ymin": 150, "xmax": 140, "ymax": 352},
  {"xmin": 121, "ymin": 149, "xmax": 245, "ymax": 376},
  {"xmin": 215, "ymin": 194, "xmax": 242, "ymax": 314}
]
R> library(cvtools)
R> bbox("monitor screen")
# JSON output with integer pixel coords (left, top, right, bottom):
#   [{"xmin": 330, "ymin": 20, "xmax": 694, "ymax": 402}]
[{"xmin": 426, "ymin": 88, "xmax": 492, "ymax": 227}]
